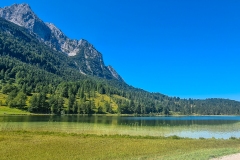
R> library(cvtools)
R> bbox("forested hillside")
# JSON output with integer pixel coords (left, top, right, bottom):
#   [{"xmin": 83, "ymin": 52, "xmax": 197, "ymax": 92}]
[
  {"xmin": 1, "ymin": 17, "xmax": 240, "ymax": 115},
  {"xmin": 0, "ymin": 3, "xmax": 123, "ymax": 81}
]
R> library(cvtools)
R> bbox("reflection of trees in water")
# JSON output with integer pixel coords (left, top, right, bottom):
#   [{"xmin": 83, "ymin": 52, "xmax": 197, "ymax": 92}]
[
  {"xmin": 1, "ymin": 115, "xmax": 240, "ymax": 131},
  {"xmin": 1, "ymin": 115, "xmax": 240, "ymax": 125},
  {"xmin": 1, "ymin": 115, "xmax": 240, "ymax": 139},
  {"xmin": 116, "ymin": 116, "xmax": 240, "ymax": 126}
]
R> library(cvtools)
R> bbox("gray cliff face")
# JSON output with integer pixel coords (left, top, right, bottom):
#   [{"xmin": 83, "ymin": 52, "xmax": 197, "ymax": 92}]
[
  {"xmin": 45, "ymin": 22, "xmax": 80, "ymax": 56},
  {"xmin": 72, "ymin": 39, "xmax": 118, "ymax": 80},
  {"xmin": 0, "ymin": 3, "xmax": 51, "ymax": 41},
  {"xmin": 107, "ymin": 66, "xmax": 124, "ymax": 82},
  {"xmin": 0, "ymin": 3, "xmax": 79, "ymax": 55},
  {"xmin": 0, "ymin": 3, "xmax": 123, "ymax": 81}
]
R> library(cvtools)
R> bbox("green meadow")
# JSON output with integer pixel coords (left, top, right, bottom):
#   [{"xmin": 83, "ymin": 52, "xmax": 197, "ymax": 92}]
[
  {"xmin": 0, "ymin": 130, "xmax": 240, "ymax": 160},
  {"xmin": 0, "ymin": 106, "xmax": 30, "ymax": 115},
  {"xmin": 1, "ymin": 89, "xmax": 240, "ymax": 159}
]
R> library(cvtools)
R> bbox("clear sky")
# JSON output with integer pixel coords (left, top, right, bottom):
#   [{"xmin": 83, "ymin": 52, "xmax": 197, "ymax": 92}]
[{"xmin": 1, "ymin": 0, "xmax": 240, "ymax": 101}]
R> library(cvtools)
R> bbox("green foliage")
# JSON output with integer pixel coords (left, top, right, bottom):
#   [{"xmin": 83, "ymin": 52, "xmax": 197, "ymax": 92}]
[
  {"xmin": 2, "ymin": 84, "xmax": 18, "ymax": 94},
  {"xmin": 13, "ymin": 92, "xmax": 27, "ymax": 108},
  {"xmin": 67, "ymin": 94, "xmax": 75, "ymax": 114},
  {"xmin": 5, "ymin": 90, "xmax": 27, "ymax": 108},
  {"xmin": 48, "ymin": 95, "xmax": 64, "ymax": 114},
  {"xmin": 103, "ymin": 101, "xmax": 112, "ymax": 113},
  {"xmin": 29, "ymin": 93, "xmax": 49, "ymax": 113},
  {"xmin": 1, "ymin": 17, "xmax": 240, "ymax": 115},
  {"xmin": 6, "ymin": 90, "xmax": 18, "ymax": 107}
]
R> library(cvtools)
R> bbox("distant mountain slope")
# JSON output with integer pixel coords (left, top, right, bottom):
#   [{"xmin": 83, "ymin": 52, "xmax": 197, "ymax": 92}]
[
  {"xmin": 0, "ymin": 3, "xmax": 123, "ymax": 81},
  {"xmin": 0, "ymin": 17, "xmax": 80, "ymax": 79},
  {"xmin": 1, "ymin": 4, "xmax": 240, "ymax": 115}
]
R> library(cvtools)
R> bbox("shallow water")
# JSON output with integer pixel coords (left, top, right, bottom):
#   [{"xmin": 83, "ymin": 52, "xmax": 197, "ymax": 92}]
[{"xmin": 1, "ymin": 115, "xmax": 240, "ymax": 139}]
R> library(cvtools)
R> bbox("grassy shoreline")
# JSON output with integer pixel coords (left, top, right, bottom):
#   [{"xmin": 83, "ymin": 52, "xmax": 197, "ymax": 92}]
[
  {"xmin": 1, "ymin": 113, "xmax": 240, "ymax": 159},
  {"xmin": 0, "ymin": 130, "xmax": 240, "ymax": 160}
]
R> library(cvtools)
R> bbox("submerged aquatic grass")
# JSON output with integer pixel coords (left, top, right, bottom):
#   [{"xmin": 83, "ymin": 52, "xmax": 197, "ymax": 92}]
[{"xmin": 1, "ymin": 120, "xmax": 240, "ymax": 139}]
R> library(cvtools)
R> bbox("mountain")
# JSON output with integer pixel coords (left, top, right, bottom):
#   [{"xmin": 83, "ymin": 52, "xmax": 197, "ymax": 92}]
[
  {"xmin": 0, "ymin": 17, "xmax": 84, "ymax": 81},
  {"xmin": 1, "ymin": 4, "xmax": 240, "ymax": 115},
  {"xmin": 0, "ymin": 3, "xmax": 123, "ymax": 81}
]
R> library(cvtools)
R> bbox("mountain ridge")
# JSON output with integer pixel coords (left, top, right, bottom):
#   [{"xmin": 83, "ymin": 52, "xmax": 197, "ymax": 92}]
[
  {"xmin": 1, "ymin": 15, "xmax": 240, "ymax": 115},
  {"xmin": 0, "ymin": 3, "xmax": 123, "ymax": 81}
]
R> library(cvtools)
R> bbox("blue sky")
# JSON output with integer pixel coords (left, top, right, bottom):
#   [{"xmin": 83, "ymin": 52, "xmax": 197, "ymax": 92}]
[{"xmin": 1, "ymin": 0, "xmax": 240, "ymax": 101}]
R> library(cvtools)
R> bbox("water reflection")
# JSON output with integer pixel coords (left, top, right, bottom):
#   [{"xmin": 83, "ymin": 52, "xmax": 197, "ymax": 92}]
[{"xmin": 1, "ymin": 115, "xmax": 240, "ymax": 139}]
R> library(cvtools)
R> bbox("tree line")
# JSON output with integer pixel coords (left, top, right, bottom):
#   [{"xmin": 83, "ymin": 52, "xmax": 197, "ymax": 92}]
[
  {"xmin": 1, "ymin": 17, "xmax": 240, "ymax": 115},
  {"xmin": 1, "ymin": 62, "xmax": 240, "ymax": 115}
]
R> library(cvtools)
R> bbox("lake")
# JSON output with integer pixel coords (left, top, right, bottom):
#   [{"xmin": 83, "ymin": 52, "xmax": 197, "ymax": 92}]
[{"xmin": 1, "ymin": 115, "xmax": 240, "ymax": 139}]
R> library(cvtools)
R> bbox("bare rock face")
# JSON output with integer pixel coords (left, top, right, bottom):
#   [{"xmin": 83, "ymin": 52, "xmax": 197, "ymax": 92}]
[
  {"xmin": 0, "ymin": 3, "xmax": 79, "ymax": 55},
  {"xmin": 0, "ymin": 3, "xmax": 123, "ymax": 81},
  {"xmin": 107, "ymin": 66, "xmax": 124, "ymax": 81},
  {"xmin": 0, "ymin": 4, "xmax": 51, "ymax": 41},
  {"xmin": 71, "ymin": 39, "xmax": 114, "ymax": 79},
  {"xmin": 45, "ymin": 22, "xmax": 83, "ymax": 56}
]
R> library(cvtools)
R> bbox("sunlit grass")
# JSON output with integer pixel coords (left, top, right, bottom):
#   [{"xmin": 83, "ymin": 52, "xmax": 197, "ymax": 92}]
[
  {"xmin": 0, "ymin": 130, "xmax": 239, "ymax": 160},
  {"xmin": 159, "ymin": 148, "xmax": 240, "ymax": 160},
  {"xmin": 93, "ymin": 92, "xmax": 119, "ymax": 111},
  {"xmin": 0, "ymin": 106, "xmax": 30, "ymax": 115},
  {"xmin": 1, "ymin": 117, "xmax": 240, "ymax": 159},
  {"xmin": 0, "ymin": 92, "xmax": 30, "ymax": 114}
]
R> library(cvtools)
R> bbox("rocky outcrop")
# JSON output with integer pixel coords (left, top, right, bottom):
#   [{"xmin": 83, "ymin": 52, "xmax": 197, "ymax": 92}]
[
  {"xmin": 0, "ymin": 4, "xmax": 51, "ymax": 41},
  {"xmin": 45, "ymin": 22, "xmax": 81, "ymax": 56},
  {"xmin": 71, "ymin": 39, "xmax": 123, "ymax": 80},
  {"xmin": 0, "ymin": 3, "xmax": 123, "ymax": 81},
  {"xmin": 0, "ymin": 3, "xmax": 80, "ymax": 55},
  {"xmin": 107, "ymin": 66, "xmax": 124, "ymax": 82}
]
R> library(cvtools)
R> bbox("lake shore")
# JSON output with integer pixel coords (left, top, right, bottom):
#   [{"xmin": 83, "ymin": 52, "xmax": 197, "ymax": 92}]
[
  {"xmin": 1, "ymin": 111, "xmax": 240, "ymax": 116},
  {"xmin": 1, "ymin": 115, "xmax": 240, "ymax": 139},
  {"xmin": 1, "ymin": 114, "xmax": 240, "ymax": 159}
]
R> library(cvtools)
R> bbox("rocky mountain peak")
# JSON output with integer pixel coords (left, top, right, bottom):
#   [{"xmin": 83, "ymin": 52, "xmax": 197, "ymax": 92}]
[
  {"xmin": 0, "ymin": 3, "xmax": 124, "ymax": 82},
  {"xmin": 15, "ymin": 3, "xmax": 31, "ymax": 8},
  {"xmin": 0, "ymin": 3, "xmax": 51, "ymax": 41},
  {"xmin": 0, "ymin": 3, "xmax": 33, "ymax": 26}
]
